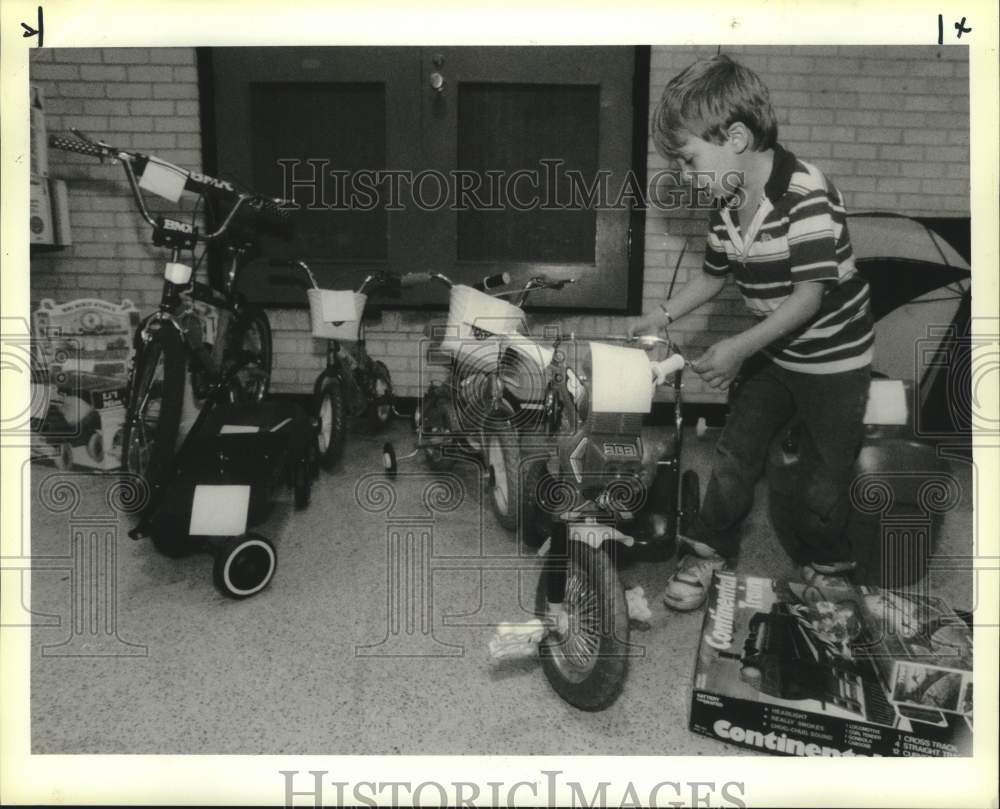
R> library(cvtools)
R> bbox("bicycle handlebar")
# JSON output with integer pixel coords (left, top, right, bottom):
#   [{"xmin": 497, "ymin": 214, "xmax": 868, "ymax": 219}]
[
  {"xmin": 650, "ymin": 354, "xmax": 687, "ymax": 385},
  {"xmin": 268, "ymin": 259, "xmax": 401, "ymax": 297},
  {"xmin": 400, "ymin": 272, "xmax": 434, "ymax": 288},
  {"xmin": 478, "ymin": 272, "xmax": 510, "ymax": 291},
  {"xmin": 399, "ymin": 271, "xmax": 510, "ymax": 293},
  {"xmin": 49, "ymin": 132, "xmax": 292, "ymax": 241}
]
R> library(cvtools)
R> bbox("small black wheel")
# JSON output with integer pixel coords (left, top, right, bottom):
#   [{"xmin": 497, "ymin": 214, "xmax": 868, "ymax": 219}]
[
  {"xmin": 679, "ymin": 469, "xmax": 700, "ymax": 537},
  {"xmin": 294, "ymin": 459, "xmax": 311, "ymax": 509},
  {"xmin": 365, "ymin": 360, "xmax": 394, "ymax": 430},
  {"xmin": 383, "ymin": 442, "xmax": 398, "ymax": 478},
  {"xmin": 536, "ymin": 541, "xmax": 630, "ymax": 711},
  {"xmin": 483, "ymin": 424, "xmax": 522, "ymax": 531},
  {"xmin": 307, "ymin": 436, "xmax": 321, "ymax": 480},
  {"xmin": 314, "ymin": 373, "xmax": 347, "ymax": 470},
  {"xmin": 213, "ymin": 534, "xmax": 277, "ymax": 599}
]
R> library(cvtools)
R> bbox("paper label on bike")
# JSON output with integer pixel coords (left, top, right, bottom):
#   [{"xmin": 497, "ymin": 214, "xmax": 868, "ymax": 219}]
[
  {"xmin": 589, "ymin": 342, "xmax": 654, "ymax": 413},
  {"xmin": 138, "ymin": 156, "xmax": 186, "ymax": 203},
  {"xmin": 189, "ymin": 485, "xmax": 250, "ymax": 536}
]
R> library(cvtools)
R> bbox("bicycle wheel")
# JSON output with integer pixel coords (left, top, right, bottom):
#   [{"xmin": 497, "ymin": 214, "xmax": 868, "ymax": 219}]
[
  {"xmin": 536, "ymin": 541, "xmax": 630, "ymax": 711},
  {"xmin": 314, "ymin": 373, "xmax": 347, "ymax": 469},
  {"xmin": 223, "ymin": 304, "xmax": 272, "ymax": 404},
  {"xmin": 121, "ymin": 321, "xmax": 185, "ymax": 500},
  {"xmin": 365, "ymin": 360, "xmax": 394, "ymax": 430},
  {"xmin": 483, "ymin": 422, "xmax": 522, "ymax": 531}
]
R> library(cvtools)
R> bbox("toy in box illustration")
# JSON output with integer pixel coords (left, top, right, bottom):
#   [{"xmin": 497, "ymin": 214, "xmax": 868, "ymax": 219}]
[
  {"xmin": 31, "ymin": 298, "xmax": 139, "ymax": 471},
  {"xmin": 689, "ymin": 572, "xmax": 972, "ymax": 757},
  {"xmin": 853, "ymin": 586, "xmax": 972, "ymax": 716}
]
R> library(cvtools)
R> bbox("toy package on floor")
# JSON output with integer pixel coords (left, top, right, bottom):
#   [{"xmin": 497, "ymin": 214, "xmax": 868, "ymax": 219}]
[
  {"xmin": 688, "ymin": 572, "xmax": 972, "ymax": 757},
  {"xmin": 854, "ymin": 586, "xmax": 973, "ymax": 717}
]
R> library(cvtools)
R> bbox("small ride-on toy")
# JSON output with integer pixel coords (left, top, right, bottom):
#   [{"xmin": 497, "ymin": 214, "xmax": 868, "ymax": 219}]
[
  {"xmin": 128, "ymin": 363, "xmax": 317, "ymax": 599},
  {"xmin": 271, "ymin": 259, "xmax": 398, "ymax": 470},
  {"xmin": 490, "ymin": 334, "xmax": 698, "ymax": 710}
]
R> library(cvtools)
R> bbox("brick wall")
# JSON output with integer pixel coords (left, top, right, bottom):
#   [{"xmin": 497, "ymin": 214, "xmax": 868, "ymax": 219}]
[
  {"xmin": 30, "ymin": 45, "xmax": 969, "ymax": 403},
  {"xmin": 30, "ymin": 47, "xmax": 202, "ymax": 314}
]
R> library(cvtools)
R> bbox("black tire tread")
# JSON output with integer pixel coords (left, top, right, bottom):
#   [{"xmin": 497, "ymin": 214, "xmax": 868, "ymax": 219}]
[
  {"xmin": 314, "ymin": 374, "xmax": 348, "ymax": 470},
  {"xmin": 536, "ymin": 541, "xmax": 630, "ymax": 711}
]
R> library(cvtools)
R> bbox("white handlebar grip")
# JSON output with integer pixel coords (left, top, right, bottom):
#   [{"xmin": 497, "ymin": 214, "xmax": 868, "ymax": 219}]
[{"xmin": 650, "ymin": 354, "xmax": 685, "ymax": 385}]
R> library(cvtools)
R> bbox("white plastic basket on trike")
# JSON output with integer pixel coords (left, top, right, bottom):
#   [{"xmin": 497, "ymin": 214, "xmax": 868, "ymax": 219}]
[{"xmin": 306, "ymin": 283, "xmax": 367, "ymax": 343}]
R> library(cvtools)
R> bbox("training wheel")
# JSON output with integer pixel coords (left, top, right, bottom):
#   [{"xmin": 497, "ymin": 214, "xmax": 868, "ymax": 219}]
[
  {"xmin": 382, "ymin": 442, "xmax": 398, "ymax": 478},
  {"xmin": 213, "ymin": 533, "xmax": 277, "ymax": 599}
]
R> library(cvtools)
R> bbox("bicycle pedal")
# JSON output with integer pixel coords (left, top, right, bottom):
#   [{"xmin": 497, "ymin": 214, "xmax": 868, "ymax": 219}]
[{"xmin": 488, "ymin": 619, "xmax": 545, "ymax": 660}]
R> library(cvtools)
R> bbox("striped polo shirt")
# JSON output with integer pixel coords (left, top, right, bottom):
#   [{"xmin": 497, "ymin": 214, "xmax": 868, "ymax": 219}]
[{"xmin": 703, "ymin": 145, "xmax": 874, "ymax": 374}]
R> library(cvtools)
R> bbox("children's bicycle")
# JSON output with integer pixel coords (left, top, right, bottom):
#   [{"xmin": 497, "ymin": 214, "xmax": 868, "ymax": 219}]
[
  {"xmin": 384, "ymin": 271, "xmax": 574, "ymax": 530},
  {"xmin": 491, "ymin": 334, "xmax": 699, "ymax": 710},
  {"xmin": 270, "ymin": 260, "xmax": 399, "ymax": 469},
  {"xmin": 48, "ymin": 131, "xmax": 291, "ymax": 506}
]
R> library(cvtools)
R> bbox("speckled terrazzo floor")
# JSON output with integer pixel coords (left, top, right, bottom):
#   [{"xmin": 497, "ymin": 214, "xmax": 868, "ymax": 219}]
[{"xmin": 28, "ymin": 420, "xmax": 974, "ymax": 755}]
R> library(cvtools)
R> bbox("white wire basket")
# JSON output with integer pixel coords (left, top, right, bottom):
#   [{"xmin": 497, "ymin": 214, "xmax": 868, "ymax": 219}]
[
  {"xmin": 307, "ymin": 288, "xmax": 367, "ymax": 342},
  {"xmin": 439, "ymin": 284, "xmax": 527, "ymax": 371}
]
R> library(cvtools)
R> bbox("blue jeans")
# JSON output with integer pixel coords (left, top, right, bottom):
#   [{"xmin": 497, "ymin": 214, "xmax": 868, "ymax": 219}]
[{"xmin": 692, "ymin": 354, "xmax": 870, "ymax": 565}]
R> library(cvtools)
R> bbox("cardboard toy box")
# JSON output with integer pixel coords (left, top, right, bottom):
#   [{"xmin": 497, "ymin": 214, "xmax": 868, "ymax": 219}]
[
  {"xmin": 854, "ymin": 586, "xmax": 973, "ymax": 717},
  {"xmin": 689, "ymin": 572, "xmax": 972, "ymax": 757},
  {"xmin": 31, "ymin": 298, "xmax": 139, "ymax": 470}
]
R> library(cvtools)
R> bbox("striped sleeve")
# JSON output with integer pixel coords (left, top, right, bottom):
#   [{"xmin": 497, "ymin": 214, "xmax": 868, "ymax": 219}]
[
  {"xmin": 702, "ymin": 221, "xmax": 730, "ymax": 277},
  {"xmin": 786, "ymin": 191, "xmax": 840, "ymax": 284}
]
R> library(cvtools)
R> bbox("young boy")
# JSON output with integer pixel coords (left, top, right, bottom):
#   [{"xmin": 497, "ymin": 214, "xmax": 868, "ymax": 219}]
[{"xmin": 632, "ymin": 55, "xmax": 874, "ymax": 611}]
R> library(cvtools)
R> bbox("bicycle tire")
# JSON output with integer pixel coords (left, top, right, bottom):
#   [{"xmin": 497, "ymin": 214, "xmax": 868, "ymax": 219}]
[
  {"xmin": 314, "ymin": 373, "xmax": 348, "ymax": 470},
  {"xmin": 536, "ymin": 541, "xmax": 630, "ymax": 711},
  {"xmin": 121, "ymin": 321, "xmax": 185, "ymax": 505},
  {"xmin": 365, "ymin": 360, "xmax": 394, "ymax": 430},
  {"xmin": 223, "ymin": 304, "xmax": 272, "ymax": 404}
]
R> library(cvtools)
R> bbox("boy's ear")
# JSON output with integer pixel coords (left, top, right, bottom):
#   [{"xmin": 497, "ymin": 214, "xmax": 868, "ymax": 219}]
[{"xmin": 726, "ymin": 122, "xmax": 753, "ymax": 154}]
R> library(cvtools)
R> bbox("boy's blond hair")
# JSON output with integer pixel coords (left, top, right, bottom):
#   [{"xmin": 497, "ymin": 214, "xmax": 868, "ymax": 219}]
[{"xmin": 652, "ymin": 54, "xmax": 778, "ymax": 158}]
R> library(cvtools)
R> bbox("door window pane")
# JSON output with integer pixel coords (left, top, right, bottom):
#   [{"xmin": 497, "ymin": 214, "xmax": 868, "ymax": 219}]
[
  {"xmin": 456, "ymin": 83, "xmax": 599, "ymax": 263},
  {"xmin": 250, "ymin": 82, "xmax": 387, "ymax": 261}
]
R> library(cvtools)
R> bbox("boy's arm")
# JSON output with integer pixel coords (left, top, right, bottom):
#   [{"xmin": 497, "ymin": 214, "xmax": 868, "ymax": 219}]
[
  {"xmin": 629, "ymin": 227, "xmax": 729, "ymax": 336},
  {"xmin": 629, "ymin": 271, "xmax": 727, "ymax": 335},
  {"xmin": 693, "ymin": 282, "xmax": 824, "ymax": 389}
]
